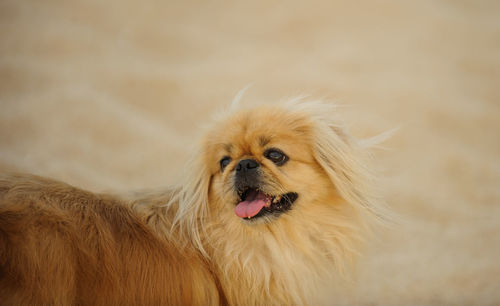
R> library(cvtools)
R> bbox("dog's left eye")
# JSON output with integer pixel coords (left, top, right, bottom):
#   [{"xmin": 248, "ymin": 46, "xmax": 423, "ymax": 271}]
[
  {"xmin": 220, "ymin": 156, "xmax": 232, "ymax": 171},
  {"xmin": 264, "ymin": 149, "xmax": 288, "ymax": 166}
]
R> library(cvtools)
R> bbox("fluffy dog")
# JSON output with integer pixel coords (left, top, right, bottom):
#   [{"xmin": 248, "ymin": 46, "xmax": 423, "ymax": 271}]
[{"xmin": 0, "ymin": 99, "xmax": 382, "ymax": 305}]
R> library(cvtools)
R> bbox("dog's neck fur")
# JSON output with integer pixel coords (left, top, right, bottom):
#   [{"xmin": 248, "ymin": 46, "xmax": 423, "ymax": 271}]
[{"xmin": 132, "ymin": 190, "xmax": 364, "ymax": 306}]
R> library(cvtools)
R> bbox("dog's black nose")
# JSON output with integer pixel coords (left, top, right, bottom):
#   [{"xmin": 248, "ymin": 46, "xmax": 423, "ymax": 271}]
[
  {"xmin": 236, "ymin": 159, "xmax": 259, "ymax": 172},
  {"xmin": 235, "ymin": 159, "xmax": 261, "ymax": 192}
]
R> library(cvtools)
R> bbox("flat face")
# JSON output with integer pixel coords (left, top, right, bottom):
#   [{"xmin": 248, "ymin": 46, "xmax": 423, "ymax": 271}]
[{"xmin": 204, "ymin": 107, "xmax": 335, "ymax": 223}]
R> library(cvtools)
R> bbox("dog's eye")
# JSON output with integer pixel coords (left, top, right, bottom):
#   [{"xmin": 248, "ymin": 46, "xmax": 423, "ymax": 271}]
[
  {"xmin": 264, "ymin": 149, "xmax": 288, "ymax": 166},
  {"xmin": 220, "ymin": 156, "xmax": 232, "ymax": 171}
]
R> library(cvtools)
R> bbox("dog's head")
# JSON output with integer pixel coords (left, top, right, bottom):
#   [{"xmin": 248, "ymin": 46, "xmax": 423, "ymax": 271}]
[
  {"xmin": 173, "ymin": 100, "xmax": 379, "ymax": 234},
  {"xmin": 205, "ymin": 105, "xmax": 328, "ymax": 223}
]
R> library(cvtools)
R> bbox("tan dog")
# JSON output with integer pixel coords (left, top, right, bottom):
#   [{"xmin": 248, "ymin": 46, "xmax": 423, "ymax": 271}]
[{"xmin": 0, "ymin": 100, "xmax": 382, "ymax": 305}]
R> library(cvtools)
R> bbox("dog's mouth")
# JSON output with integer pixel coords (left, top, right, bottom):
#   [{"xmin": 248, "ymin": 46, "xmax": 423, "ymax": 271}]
[{"xmin": 234, "ymin": 187, "xmax": 298, "ymax": 220}]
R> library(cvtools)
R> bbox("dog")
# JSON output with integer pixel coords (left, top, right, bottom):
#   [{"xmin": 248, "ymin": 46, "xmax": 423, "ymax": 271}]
[{"xmin": 0, "ymin": 99, "xmax": 382, "ymax": 305}]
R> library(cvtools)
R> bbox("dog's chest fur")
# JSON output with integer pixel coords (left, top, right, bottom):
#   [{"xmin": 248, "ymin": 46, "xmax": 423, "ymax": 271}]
[{"xmin": 203, "ymin": 207, "xmax": 359, "ymax": 305}]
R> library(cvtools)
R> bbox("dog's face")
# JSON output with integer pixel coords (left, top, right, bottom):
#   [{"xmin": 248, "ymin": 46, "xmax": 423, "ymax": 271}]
[{"xmin": 203, "ymin": 106, "xmax": 339, "ymax": 224}]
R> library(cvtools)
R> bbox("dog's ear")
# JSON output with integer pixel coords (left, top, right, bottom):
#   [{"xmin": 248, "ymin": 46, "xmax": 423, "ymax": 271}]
[
  {"xmin": 312, "ymin": 117, "xmax": 378, "ymax": 216},
  {"xmin": 171, "ymin": 146, "xmax": 212, "ymax": 253}
]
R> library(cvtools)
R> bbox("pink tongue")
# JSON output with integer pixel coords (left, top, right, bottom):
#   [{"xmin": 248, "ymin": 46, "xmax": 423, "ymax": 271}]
[{"xmin": 235, "ymin": 190, "xmax": 269, "ymax": 218}]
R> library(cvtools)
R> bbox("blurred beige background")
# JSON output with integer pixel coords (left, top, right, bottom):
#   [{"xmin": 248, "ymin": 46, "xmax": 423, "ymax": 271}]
[{"xmin": 1, "ymin": 0, "xmax": 499, "ymax": 304}]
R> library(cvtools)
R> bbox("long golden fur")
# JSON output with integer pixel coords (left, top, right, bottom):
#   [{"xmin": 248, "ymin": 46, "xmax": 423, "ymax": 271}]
[{"xmin": 0, "ymin": 99, "xmax": 382, "ymax": 305}]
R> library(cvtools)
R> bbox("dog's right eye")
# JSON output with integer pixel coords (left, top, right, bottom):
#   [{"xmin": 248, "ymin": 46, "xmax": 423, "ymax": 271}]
[{"xmin": 220, "ymin": 156, "xmax": 231, "ymax": 171}]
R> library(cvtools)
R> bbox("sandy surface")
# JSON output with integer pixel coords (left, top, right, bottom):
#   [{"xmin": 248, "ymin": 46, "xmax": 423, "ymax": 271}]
[{"xmin": 1, "ymin": 0, "xmax": 499, "ymax": 304}]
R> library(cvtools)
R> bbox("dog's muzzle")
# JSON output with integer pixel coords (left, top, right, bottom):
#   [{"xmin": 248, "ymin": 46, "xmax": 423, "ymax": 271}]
[
  {"xmin": 232, "ymin": 159, "xmax": 299, "ymax": 220},
  {"xmin": 234, "ymin": 159, "xmax": 261, "ymax": 192}
]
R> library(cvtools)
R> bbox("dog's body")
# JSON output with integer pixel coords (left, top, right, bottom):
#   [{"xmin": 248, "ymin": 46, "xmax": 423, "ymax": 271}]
[
  {"xmin": 0, "ymin": 100, "xmax": 381, "ymax": 305},
  {"xmin": 0, "ymin": 175, "xmax": 221, "ymax": 305}
]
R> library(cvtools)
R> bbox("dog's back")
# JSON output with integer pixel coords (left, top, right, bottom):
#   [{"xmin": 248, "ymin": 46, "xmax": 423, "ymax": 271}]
[{"xmin": 0, "ymin": 174, "xmax": 220, "ymax": 305}]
